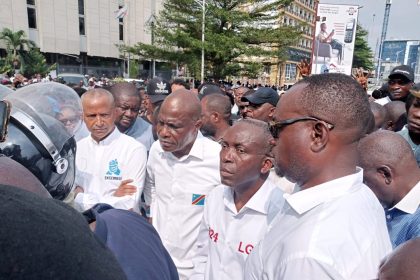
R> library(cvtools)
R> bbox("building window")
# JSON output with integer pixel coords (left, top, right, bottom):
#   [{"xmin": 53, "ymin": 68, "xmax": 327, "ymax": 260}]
[
  {"xmin": 27, "ymin": 0, "xmax": 37, "ymax": 29},
  {"xmin": 119, "ymin": 5, "xmax": 124, "ymax": 41},
  {"xmin": 285, "ymin": 64, "xmax": 297, "ymax": 80},
  {"xmin": 78, "ymin": 0, "xmax": 85, "ymax": 35}
]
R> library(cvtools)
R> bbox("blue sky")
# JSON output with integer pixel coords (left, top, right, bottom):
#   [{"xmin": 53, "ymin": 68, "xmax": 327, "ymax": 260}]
[{"xmin": 320, "ymin": 0, "xmax": 420, "ymax": 57}]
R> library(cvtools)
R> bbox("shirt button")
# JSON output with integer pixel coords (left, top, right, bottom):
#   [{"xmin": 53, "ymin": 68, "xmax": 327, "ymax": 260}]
[{"xmin": 386, "ymin": 214, "xmax": 391, "ymax": 219}]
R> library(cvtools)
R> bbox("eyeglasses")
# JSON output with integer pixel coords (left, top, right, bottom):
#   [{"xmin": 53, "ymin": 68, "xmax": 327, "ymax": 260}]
[
  {"xmin": 268, "ymin": 116, "xmax": 334, "ymax": 138},
  {"xmin": 388, "ymin": 79, "xmax": 411, "ymax": 86}
]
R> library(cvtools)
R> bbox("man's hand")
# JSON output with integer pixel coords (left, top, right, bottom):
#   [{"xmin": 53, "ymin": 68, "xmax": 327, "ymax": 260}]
[
  {"xmin": 114, "ymin": 179, "xmax": 137, "ymax": 197},
  {"xmin": 297, "ymin": 59, "xmax": 311, "ymax": 78}
]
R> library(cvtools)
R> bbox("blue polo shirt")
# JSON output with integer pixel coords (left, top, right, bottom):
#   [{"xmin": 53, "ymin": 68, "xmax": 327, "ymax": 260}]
[
  {"xmin": 386, "ymin": 181, "xmax": 420, "ymax": 248},
  {"xmin": 86, "ymin": 204, "xmax": 179, "ymax": 280}
]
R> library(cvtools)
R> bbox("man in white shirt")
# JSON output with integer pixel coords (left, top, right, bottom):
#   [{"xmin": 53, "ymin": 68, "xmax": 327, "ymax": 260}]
[
  {"xmin": 74, "ymin": 88, "xmax": 147, "ymax": 212},
  {"xmin": 245, "ymin": 73, "xmax": 392, "ymax": 279},
  {"xmin": 144, "ymin": 89, "xmax": 221, "ymax": 279},
  {"xmin": 358, "ymin": 130, "xmax": 420, "ymax": 248},
  {"xmin": 191, "ymin": 119, "xmax": 284, "ymax": 280},
  {"xmin": 108, "ymin": 82, "xmax": 154, "ymax": 151}
]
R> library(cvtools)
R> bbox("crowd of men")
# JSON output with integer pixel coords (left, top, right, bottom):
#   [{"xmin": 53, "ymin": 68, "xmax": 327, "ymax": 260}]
[{"xmin": 0, "ymin": 63, "xmax": 419, "ymax": 280}]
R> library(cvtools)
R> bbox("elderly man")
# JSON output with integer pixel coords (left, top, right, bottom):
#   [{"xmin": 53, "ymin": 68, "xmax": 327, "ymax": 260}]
[
  {"xmin": 74, "ymin": 89, "xmax": 147, "ymax": 212},
  {"xmin": 200, "ymin": 93, "xmax": 231, "ymax": 141},
  {"xmin": 358, "ymin": 130, "xmax": 420, "ymax": 248},
  {"xmin": 241, "ymin": 87, "xmax": 279, "ymax": 122},
  {"xmin": 191, "ymin": 119, "xmax": 284, "ymax": 280},
  {"xmin": 144, "ymin": 89, "xmax": 221, "ymax": 279},
  {"xmin": 245, "ymin": 73, "xmax": 391, "ymax": 279},
  {"xmin": 109, "ymin": 82, "xmax": 154, "ymax": 151}
]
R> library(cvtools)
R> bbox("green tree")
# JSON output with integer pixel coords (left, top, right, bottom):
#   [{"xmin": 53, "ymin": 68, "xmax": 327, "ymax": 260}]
[
  {"xmin": 0, "ymin": 28, "xmax": 52, "ymax": 76},
  {"xmin": 0, "ymin": 28, "xmax": 36, "ymax": 69},
  {"xmin": 352, "ymin": 24, "xmax": 374, "ymax": 70},
  {"xmin": 123, "ymin": 0, "xmax": 301, "ymax": 80}
]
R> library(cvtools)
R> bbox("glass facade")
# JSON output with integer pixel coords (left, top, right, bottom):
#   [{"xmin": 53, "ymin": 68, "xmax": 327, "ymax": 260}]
[{"xmin": 381, "ymin": 41, "xmax": 407, "ymax": 64}]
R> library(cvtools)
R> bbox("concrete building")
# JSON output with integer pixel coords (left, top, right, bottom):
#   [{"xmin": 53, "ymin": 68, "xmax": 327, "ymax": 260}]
[
  {"xmin": 0, "ymin": 0, "xmax": 163, "ymax": 77},
  {"xmin": 378, "ymin": 39, "xmax": 420, "ymax": 82}
]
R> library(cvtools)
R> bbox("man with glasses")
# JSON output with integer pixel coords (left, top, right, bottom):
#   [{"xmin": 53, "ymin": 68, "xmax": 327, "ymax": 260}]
[
  {"xmin": 387, "ymin": 65, "xmax": 415, "ymax": 102},
  {"xmin": 241, "ymin": 87, "xmax": 279, "ymax": 122},
  {"xmin": 245, "ymin": 73, "xmax": 391, "ymax": 279},
  {"xmin": 109, "ymin": 82, "xmax": 154, "ymax": 151},
  {"xmin": 191, "ymin": 119, "xmax": 284, "ymax": 280}
]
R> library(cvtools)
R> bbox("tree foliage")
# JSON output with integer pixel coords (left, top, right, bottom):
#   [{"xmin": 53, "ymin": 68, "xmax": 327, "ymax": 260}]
[
  {"xmin": 123, "ymin": 0, "xmax": 301, "ymax": 80},
  {"xmin": 352, "ymin": 24, "xmax": 374, "ymax": 70},
  {"xmin": 0, "ymin": 28, "xmax": 53, "ymax": 76}
]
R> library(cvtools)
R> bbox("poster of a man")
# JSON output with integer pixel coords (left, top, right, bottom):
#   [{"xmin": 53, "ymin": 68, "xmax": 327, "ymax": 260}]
[{"xmin": 311, "ymin": 4, "xmax": 358, "ymax": 75}]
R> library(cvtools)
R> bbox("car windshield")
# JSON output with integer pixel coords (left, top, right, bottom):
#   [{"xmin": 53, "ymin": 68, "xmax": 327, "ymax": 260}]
[{"xmin": 59, "ymin": 75, "xmax": 87, "ymax": 87}]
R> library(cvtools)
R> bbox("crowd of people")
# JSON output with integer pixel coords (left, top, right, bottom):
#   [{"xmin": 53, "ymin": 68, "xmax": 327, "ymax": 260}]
[{"xmin": 0, "ymin": 63, "xmax": 419, "ymax": 280}]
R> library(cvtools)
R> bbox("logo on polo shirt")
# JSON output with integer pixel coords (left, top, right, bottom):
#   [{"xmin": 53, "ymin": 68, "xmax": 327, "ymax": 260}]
[
  {"xmin": 105, "ymin": 159, "xmax": 122, "ymax": 180},
  {"xmin": 192, "ymin": 194, "xmax": 206, "ymax": 206}
]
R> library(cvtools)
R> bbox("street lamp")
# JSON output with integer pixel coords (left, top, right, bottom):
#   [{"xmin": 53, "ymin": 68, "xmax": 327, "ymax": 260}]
[{"xmin": 194, "ymin": 0, "xmax": 206, "ymax": 83}]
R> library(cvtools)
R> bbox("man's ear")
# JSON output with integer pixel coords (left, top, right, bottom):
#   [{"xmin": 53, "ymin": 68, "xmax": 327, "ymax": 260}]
[
  {"xmin": 268, "ymin": 106, "xmax": 276, "ymax": 119},
  {"xmin": 261, "ymin": 157, "xmax": 273, "ymax": 174},
  {"xmin": 310, "ymin": 122, "xmax": 329, "ymax": 153},
  {"xmin": 211, "ymin": 112, "xmax": 219, "ymax": 122},
  {"xmin": 195, "ymin": 118, "xmax": 203, "ymax": 129},
  {"xmin": 377, "ymin": 165, "xmax": 393, "ymax": 185}
]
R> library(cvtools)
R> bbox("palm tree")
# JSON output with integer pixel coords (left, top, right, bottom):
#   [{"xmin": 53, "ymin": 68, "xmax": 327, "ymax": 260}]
[{"xmin": 0, "ymin": 28, "xmax": 36, "ymax": 69}]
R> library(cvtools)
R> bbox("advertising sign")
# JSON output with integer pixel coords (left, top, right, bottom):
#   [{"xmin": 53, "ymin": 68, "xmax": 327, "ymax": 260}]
[{"xmin": 311, "ymin": 4, "xmax": 359, "ymax": 75}]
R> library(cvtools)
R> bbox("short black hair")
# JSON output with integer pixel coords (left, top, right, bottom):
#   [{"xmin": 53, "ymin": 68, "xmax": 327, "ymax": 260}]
[
  {"xmin": 171, "ymin": 79, "xmax": 190, "ymax": 90},
  {"xmin": 296, "ymin": 73, "xmax": 372, "ymax": 138},
  {"xmin": 202, "ymin": 94, "xmax": 232, "ymax": 122}
]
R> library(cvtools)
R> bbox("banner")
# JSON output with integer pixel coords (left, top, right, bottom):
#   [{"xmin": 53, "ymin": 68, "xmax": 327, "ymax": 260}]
[{"xmin": 311, "ymin": 4, "xmax": 359, "ymax": 75}]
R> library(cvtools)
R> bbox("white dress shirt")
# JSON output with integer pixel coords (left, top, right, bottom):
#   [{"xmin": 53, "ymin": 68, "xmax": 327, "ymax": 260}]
[
  {"xmin": 245, "ymin": 168, "xmax": 392, "ymax": 280},
  {"xmin": 190, "ymin": 179, "xmax": 284, "ymax": 280},
  {"xmin": 144, "ymin": 132, "xmax": 221, "ymax": 279},
  {"xmin": 74, "ymin": 128, "xmax": 147, "ymax": 212}
]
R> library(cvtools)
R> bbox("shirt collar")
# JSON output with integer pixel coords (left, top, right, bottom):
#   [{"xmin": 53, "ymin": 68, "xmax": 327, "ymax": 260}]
[
  {"xmin": 390, "ymin": 181, "xmax": 420, "ymax": 214},
  {"xmin": 89, "ymin": 127, "xmax": 119, "ymax": 145},
  {"xmin": 285, "ymin": 167, "xmax": 363, "ymax": 215},
  {"xmin": 223, "ymin": 179, "xmax": 277, "ymax": 215},
  {"xmin": 159, "ymin": 131, "xmax": 205, "ymax": 161}
]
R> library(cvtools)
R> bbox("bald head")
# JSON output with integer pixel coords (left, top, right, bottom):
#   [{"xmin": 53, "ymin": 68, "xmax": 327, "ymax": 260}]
[
  {"xmin": 234, "ymin": 118, "xmax": 273, "ymax": 154},
  {"xmin": 358, "ymin": 130, "xmax": 414, "ymax": 169},
  {"xmin": 81, "ymin": 88, "xmax": 114, "ymax": 107},
  {"xmin": 161, "ymin": 89, "xmax": 201, "ymax": 121},
  {"xmin": 0, "ymin": 156, "xmax": 51, "ymax": 198},
  {"xmin": 370, "ymin": 102, "xmax": 388, "ymax": 131},
  {"xmin": 358, "ymin": 130, "xmax": 420, "ymax": 207},
  {"xmin": 202, "ymin": 94, "xmax": 232, "ymax": 122},
  {"xmin": 108, "ymin": 82, "xmax": 138, "ymax": 99},
  {"xmin": 379, "ymin": 238, "xmax": 420, "ymax": 280},
  {"xmin": 384, "ymin": 101, "xmax": 407, "ymax": 131}
]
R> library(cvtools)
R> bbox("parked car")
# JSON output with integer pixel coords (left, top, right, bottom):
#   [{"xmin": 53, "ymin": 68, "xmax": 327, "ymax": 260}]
[{"xmin": 57, "ymin": 73, "xmax": 88, "ymax": 87}]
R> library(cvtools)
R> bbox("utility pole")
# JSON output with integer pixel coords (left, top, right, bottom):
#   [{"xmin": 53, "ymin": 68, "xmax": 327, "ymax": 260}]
[
  {"xmin": 376, "ymin": 0, "xmax": 392, "ymax": 84},
  {"xmin": 201, "ymin": 0, "xmax": 205, "ymax": 83}
]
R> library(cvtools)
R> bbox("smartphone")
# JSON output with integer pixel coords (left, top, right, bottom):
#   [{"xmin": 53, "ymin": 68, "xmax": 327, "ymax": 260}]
[
  {"xmin": 0, "ymin": 100, "xmax": 11, "ymax": 142},
  {"xmin": 344, "ymin": 19, "xmax": 356, "ymax": 43}
]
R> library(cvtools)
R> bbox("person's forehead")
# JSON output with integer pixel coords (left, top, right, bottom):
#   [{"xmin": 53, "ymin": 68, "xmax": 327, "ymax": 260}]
[
  {"xmin": 115, "ymin": 94, "xmax": 139, "ymax": 104},
  {"xmin": 224, "ymin": 123, "xmax": 263, "ymax": 146}
]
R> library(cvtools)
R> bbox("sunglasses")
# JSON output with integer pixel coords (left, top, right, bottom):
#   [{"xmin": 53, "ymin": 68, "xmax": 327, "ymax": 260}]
[{"xmin": 268, "ymin": 116, "xmax": 334, "ymax": 138}]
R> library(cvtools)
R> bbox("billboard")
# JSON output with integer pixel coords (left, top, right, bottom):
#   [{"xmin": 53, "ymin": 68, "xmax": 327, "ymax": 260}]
[{"xmin": 311, "ymin": 4, "xmax": 359, "ymax": 75}]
